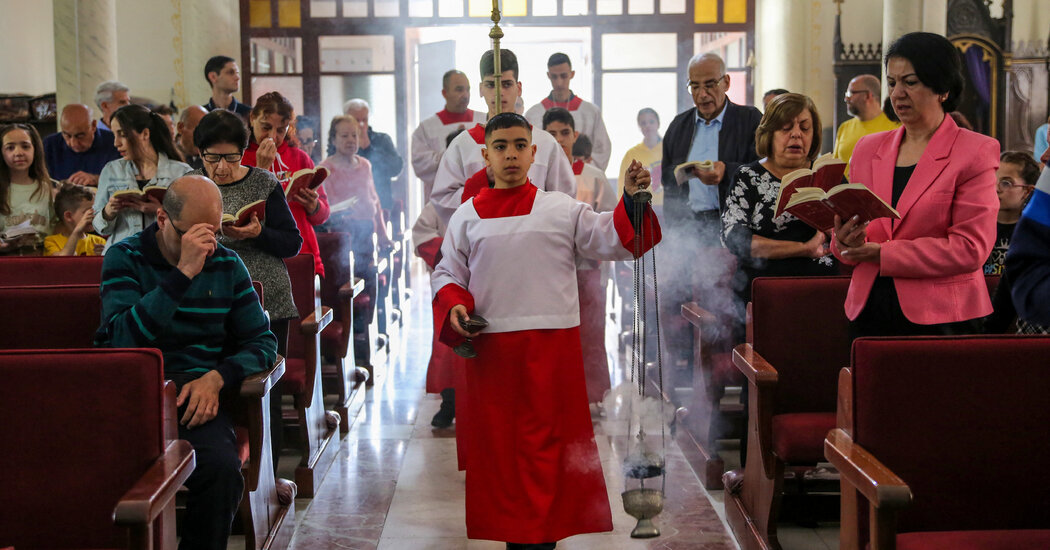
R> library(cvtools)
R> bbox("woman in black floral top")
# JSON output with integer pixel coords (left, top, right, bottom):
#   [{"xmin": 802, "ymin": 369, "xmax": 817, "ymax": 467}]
[{"xmin": 721, "ymin": 93, "xmax": 838, "ymax": 308}]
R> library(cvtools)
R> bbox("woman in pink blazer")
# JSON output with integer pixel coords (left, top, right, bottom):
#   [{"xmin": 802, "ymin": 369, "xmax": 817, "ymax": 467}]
[{"xmin": 833, "ymin": 32, "xmax": 999, "ymax": 338}]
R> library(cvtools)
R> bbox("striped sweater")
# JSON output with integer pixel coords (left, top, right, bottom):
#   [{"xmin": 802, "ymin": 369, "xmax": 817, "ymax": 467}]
[
  {"xmin": 1006, "ymin": 165, "xmax": 1050, "ymax": 329},
  {"xmin": 94, "ymin": 224, "xmax": 277, "ymax": 387}
]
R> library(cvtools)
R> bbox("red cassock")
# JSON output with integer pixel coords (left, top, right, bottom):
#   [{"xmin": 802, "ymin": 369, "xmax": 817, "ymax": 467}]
[{"xmin": 432, "ymin": 182, "xmax": 660, "ymax": 543}]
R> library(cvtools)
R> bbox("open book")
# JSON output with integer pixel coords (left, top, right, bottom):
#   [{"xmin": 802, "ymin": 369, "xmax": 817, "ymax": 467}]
[
  {"xmin": 784, "ymin": 183, "xmax": 900, "ymax": 232},
  {"xmin": 221, "ymin": 200, "xmax": 266, "ymax": 227},
  {"xmin": 1, "ymin": 219, "xmax": 36, "ymax": 242},
  {"xmin": 284, "ymin": 166, "xmax": 330, "ymax": 198},
  {"xmin": 674, "ymin": 160, "xmax": 715, "ymax": 185},
  {"xmin": 774, "ymin": 154, "xmax": 847, "ymax": 217},
  {"xmin": 112, "ymin": 185, "xmax": 166, "ymax": 203}
]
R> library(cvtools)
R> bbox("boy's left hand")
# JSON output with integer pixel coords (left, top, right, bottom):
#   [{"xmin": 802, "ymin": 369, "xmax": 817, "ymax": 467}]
[{"xmin": 623, "ymin": 159, "xmax": 652, "ymax": 197}]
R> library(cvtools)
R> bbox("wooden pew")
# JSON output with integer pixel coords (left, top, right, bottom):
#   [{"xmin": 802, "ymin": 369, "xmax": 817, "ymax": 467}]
[
  {"xmin": 281, "ymin": 254, "xmax": 340, "ymax": 498},
  {"xmin": 0, "ymin": 255, "xmax": 104, "ymax": 285},
  {"xmin": 316, "ymin": 232, "xmax": 371, "ymax": 431},
  {"xmin": 728, "ymin": 276, "xmax": 853, "ymax": 550},
  {"xmin": 826, "ymin": 335, "xmax": 1050, "ymax": 550},
  {"xmin": 0, "ymin": 348, "xmax": 194, "ymax": 550},
  {"xmin": 389, "ymin": 199, "xmax": 410, "ymax": 325},
  {"xmin": 0, "ymin": 283, "xmax": 295, "ymax": 550}
]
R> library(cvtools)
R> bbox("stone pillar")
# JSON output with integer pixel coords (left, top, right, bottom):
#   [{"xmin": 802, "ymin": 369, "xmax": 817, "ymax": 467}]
[
  {"xmin": 754, "ymin": 0, "xmax": 807, "ymax": 104},
  {"xmin": 882, "ymin": 0, "xmax": 924, "ymax": 95},
  {"xmin": 53, "ymin": 0, "xmax": 118, "ymax": 112}
]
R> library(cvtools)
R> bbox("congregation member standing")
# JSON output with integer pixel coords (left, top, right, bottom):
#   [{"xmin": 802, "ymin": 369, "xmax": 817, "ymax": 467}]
[
  {"xmin": 985, "ymin": 151, "xmax": 1039, "ymax": 275},
  {"xmin": 617, "ymin": 107, "xmax": 663, "ymax": 210},
  {"xmin": 242, "ymin": 91, "xmax": 329, "ymax": 277},
  {"xmin": 524, "ymin": 53, "xmax": 613, "ymax": 170},
  {"xmin": 176, "ymin": 105, "xmax": 208, "ymax": 170},
  {"xmin": 202, "ymin": 55, "xmax": 252, "ymax": 120},
  {"xmin": 94, "ymin": 81, "xmax": 131, "ymax": 132},
  {"xmin": 43, "ymin": 104, "xmax": 121, "ymax": 186},
  {"xmin": 0, "ymin": 124, "xmax": 54, "ymax": 254},
  {"xmin": 95, "ymin": 174, "xmax": 277, "ymax": 550},
  {"xmin": 344, "ymin": 99, "xmax": 404, "ymax": 211},
  {"xmin": 660, "ymin": 52, "xmax": 762, "ymax": 362},
  {"xmin": 411, "ymin": 70, "xmax": 487, "ymax": 202},
  {"xmin": 93, "ymin": 104, "xmax": 190, "ymax": 253},
  {"xmin": 833, "ymin": 32, "xmax": 999, "ymax": 338},
  {"xmin": 1006, "ymin": 149, "xmax": 1050, "ymax": 334},
  {"xmin": 832, "ymin": 74, "xmax": 900, "ymax": 177}
]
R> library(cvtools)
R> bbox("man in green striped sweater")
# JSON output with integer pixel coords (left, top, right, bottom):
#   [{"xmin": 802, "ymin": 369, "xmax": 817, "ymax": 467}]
[{"xmin": 95, "ymin": 174, "xmax": 278, "ymax": 550}]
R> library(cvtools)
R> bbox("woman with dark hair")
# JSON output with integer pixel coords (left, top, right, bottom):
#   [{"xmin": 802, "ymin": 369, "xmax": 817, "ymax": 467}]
[
  {"xmin": 93, "ymin": 103, "xmax": 190, "ymax": 252},
  {"xmin": 722, "ymin": 93, "xmax": 838, "ymax": 311},
  {"xmin": 833, "ymin": 31, "xmax": 1000, "ymax": 338},
  {"xmin": 0, "ymin": 123, "xmax": 54, "ymax": 254},
  {"xmin": 242, "ymin": 91, "xmax": 329, "ymax": 276}
]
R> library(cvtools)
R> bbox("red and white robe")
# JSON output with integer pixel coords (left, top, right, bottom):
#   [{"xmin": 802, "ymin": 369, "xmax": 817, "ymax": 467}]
[
  {"xmin": 525, "ymin": 93, "xmax": 613, "ymax": 170},
  {"xmin": 410, "ymin": 109, "xmax": 487, "ymax": 202},
  {"xmin": 431, "ymin": 182, "xmax": 661, "ymax": 543}
]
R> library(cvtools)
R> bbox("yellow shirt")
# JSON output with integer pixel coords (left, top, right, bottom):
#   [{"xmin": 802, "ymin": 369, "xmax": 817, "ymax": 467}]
[
  {"xmin": 833, "ymin": 113, "xmax": 900, "ymax": 177},
  {"xmin": 44, "ymin": 232, "xmax": 107, "ymax": 256},
  {"xmin": 617, "ymin": 140, "xmax": 663, "ymax": 205}
]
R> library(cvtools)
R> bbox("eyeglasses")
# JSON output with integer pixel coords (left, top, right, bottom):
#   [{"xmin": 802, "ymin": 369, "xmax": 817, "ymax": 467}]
[
  {"xmin": 997, "ymin": 178, "xmax": 1033, "ymax": 189},
  {"xmin": 687, "ymin": 75, "xmax": 726, "ymax": 93},
  {"xmin": 201, "ymin": 151, "xmax": 244, "ymax": 164},
  {"xmin": 844, "ymin": 89, "xmax": 870, "ymax": 99}
]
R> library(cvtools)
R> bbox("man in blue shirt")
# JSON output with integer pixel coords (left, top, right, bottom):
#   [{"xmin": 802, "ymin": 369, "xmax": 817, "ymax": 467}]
[
  {"xmin": 203, "ymin": 55, "xmax": 252, "ymax": 121},
  {"xmin": 42, "ymin": 103, "xmax": 121, "ymax": 186}
]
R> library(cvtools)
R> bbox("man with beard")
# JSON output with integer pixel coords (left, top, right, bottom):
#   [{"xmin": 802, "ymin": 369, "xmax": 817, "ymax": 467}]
[{"xmin": 832, "ymin": 74, "xmax": 899, "ymax": 177}]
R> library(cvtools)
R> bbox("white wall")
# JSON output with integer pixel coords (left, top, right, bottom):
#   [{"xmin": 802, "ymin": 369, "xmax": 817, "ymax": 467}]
[{"xmin": 0, "ymin": 0, "xmax": 56, "ymax": 95}]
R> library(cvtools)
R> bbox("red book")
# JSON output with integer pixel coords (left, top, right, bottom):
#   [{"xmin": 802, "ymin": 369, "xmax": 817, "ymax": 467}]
[
  {"xmin": 784, "ymin": 183, "xmax": 900, "ymax": 232},
  {"xmin": 222, "ymin": 199, "xmax": 266, "ymax": 227},
  {"xmin": 284, "ymin": 166, "xmax": 330, "ymax": 198},
  {"xmin": 774, "ymin": 153, "xmax": 848, "ymax": 217}
]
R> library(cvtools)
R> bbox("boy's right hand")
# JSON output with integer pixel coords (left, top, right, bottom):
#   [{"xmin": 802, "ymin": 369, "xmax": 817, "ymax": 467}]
[
  {"xmin": 73, "ymin": 208, "xmax": 95, "ymax": 236},
  {"xmin": 449, "ymin": 305, "xmax": 482, "ymax": 338},
  {"xmin": 624, "ymin": 160, "xmax": 652, "ymax": 197},
  {"xmin": 176, "ymin": 223, "xmax": 218, "ymax": 279}
]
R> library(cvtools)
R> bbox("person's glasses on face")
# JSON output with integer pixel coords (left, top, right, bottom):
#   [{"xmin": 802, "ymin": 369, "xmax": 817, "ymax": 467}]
[
  {"xmin": 201, "ymin": 151, "xmax": 244, "ymax": 164},
  {"xmin": 844, "ymin": 89, "xmax": 870, "ymax": 100},
  {"xmin": 687, "ymin": 75, "xmax": 726, "ymax": 93},
  {"xmin": 997, "ymin": 178, "xmax": 1032, "ymax": 189}
]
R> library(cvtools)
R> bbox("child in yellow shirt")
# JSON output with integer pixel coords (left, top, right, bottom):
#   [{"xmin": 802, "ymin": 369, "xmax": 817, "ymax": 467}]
[{"xmin": 44, "ymin": 185, "xmax": 106, "ymax": 256}]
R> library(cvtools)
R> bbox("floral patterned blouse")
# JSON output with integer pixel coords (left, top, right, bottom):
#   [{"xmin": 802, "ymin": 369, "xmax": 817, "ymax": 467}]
[{"xmin": 721, "ymin": 161, "xmax": 837, "ymax": 295}]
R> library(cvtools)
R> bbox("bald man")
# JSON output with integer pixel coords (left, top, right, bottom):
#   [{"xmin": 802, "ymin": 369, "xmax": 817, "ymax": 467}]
[
  {"xmin": 833, "ymin": 74, "xmax": 900, "ymax": 176},
  {"xmin": 95, "ymin": 174, "xmax": 277, "ymax": 550},
  {"xmin": 43, "ymin": 104, "xmax": 121, "ymax": 186},
  {"xmin": 176, "ymin": 105, "xmax": 209, "ymax": 170}
]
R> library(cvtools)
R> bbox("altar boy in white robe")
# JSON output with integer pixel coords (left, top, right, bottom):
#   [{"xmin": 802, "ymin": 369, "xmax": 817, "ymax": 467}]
[{"xmin": 431, "ymin": 112, "xmax": 660, "ymax": 548}]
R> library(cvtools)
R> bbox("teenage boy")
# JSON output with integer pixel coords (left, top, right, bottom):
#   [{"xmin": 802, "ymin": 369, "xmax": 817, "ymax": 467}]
[
  {"xmin": 430, "ymin": 49, "xmax": 576, "ymax": 226},
  {"xmin": 432, "ymin": 112, "xmax": 660, "ymax": 548},
  {"xmin": 203, "ymin": 56, "xmax": 252, "ymax": 120},
  {"xmin": 524, "ymin": 53, "xmax": 612, "ymax": 170},
  {"xmin": 543, "ymin": 107, "xmax": 617, "ymax": 404}
]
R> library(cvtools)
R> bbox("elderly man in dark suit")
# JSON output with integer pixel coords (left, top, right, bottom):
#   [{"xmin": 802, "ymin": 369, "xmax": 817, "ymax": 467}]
[{"xmin": 659, "ymin": 52, "xmax": 762, "ymax": 370}]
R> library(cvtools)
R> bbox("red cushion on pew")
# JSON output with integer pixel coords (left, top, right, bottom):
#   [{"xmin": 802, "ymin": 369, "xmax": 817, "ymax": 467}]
[
  {"xmin": 771, "ymin": 412, "xmax": 836, "ymax": 463},
  {"xmin": 278, "ymin": 357, "xmax": 307, "ymax": 394},
  {"xmin": 895, "ymin": 529, "xmax": 1050, "ymax": 550},
  {"xmin": 235, "ymin": 426, "xmax": 250, "ymax": 467},
  {"xmin": 321, "ymin": 323, "xmax": 343, "ymax": 348},
  {"xmin": 711, "ymin": 351, "xmax": 743, "ymax": 388}
]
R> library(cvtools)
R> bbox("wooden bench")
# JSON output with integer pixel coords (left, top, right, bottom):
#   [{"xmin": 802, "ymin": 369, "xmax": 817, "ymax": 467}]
[{"xmin": 826, "ymin": 335, "xmax": 1050, "ymax": 550}]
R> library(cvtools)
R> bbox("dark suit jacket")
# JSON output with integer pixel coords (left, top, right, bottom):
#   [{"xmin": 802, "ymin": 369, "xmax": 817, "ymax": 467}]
[{"xmin": 661, "ymin": 100, "xmax": 762, "ymax": 224}]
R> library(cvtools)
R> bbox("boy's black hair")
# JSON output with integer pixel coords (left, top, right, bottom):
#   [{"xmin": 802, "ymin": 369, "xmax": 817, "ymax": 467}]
[
  {"xmin": 194, "ymin": 109, "xmax": 249, "ymax": 152},
  {"xmin": 480, "ymin": 49, "xmax": 519, "ymax": 81},
  {"xmin": 484, "ymin": 112, "xmax": 532, "ymax": 141},
  {"xmin": 547, "ymin": 52, "xmax": 571, "ymax": 69},
  {"xmin": 572, "ymin": 134, "xmax": 593, "ymax": 158},
  {"xmin": 204, "ymin": 55, "xmax": 235, "ymax": 87},
  {"xmin": 53, "ymin": 184, "xmax": 94, "ymax": 221},
  {"xmin": 541, "ymin": 107, "xmax": 575, "ymax": 130}
]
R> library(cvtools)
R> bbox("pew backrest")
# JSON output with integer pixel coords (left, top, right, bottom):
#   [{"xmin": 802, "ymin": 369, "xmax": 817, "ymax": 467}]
[{"xmin": 0, "ymin": 255, "xmax": 105, "ymax": 286}]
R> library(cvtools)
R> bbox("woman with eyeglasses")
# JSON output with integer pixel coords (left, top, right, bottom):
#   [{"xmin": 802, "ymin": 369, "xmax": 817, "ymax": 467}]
[
  {"xmin": 832, "ymin": 32, "xmax": 1000, "ymax": 338},
  {"xmin": 242, "ymin": 91, "xmax": 329, "ymax": 277}
]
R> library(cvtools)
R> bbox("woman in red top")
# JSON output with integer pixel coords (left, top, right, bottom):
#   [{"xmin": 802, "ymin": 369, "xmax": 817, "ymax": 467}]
[{"xmin": 242, "ymin": 91, "xmax": 330, "ymax": 276}]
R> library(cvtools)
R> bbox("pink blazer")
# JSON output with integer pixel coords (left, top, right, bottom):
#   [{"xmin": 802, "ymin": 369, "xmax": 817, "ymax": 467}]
[{"xmin": 832, "ymin": 115, "xmax": 999, "ymax": 324}]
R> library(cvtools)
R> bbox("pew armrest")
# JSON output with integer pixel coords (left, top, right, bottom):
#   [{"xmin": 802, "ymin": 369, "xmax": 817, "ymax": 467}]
[
  {"xmin": 240, "ymin": 355, "xmax": 285, "ymax": 398},
  {"xmin": 113, "ymin": 440, "xmax": 196, "ymax": 525},
  {"xmin": 734, "ymin": 343, "xmax": 779, "ymax": 478},
  {"xmin": 824, "ymin": 428, "xmax": 913, "ymax": 510},
  {"xmin": 681, "ymin": 302, "xmax": 716, "ymax": 329},
  {"xmin": 338, "ymin": 278, "xmax": 365, "ymax": 302},
  {"xmin": 300, "ymin": 306, "xmax": 334, "ymax": 335},
  {"xmin": 732, "ymin": 343, "xmax": 778, "ymax": 386}
]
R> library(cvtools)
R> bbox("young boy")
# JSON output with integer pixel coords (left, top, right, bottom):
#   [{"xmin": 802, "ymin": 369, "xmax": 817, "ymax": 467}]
[
  {"xmin": 571, "ymin": 134, "xmax": 594, "ymax": 166},
  {"xmin": 44, "ymin": 185, "xmax": 107, "ymax": 256},
  {"xmin": 543, "ymin": 108, "xmax": 617, "ymax": 404},
  {"xmin": 432, "ymin": 112, "xmax": 660, "ymax": 548}
]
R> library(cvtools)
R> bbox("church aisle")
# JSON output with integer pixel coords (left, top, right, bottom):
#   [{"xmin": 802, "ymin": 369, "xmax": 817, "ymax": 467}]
[{"xmin": 286, "ymin": 265, "xmax": 739, "ymax": 549}]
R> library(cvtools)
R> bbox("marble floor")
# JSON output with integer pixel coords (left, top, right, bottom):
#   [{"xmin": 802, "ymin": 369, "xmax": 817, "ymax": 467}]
[{"xmin": 268, "ymin": 264, "xmax": 837, "ymax": 550}]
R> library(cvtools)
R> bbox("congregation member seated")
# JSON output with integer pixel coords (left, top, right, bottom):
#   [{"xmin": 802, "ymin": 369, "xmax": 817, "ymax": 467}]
[
  {"xmin": 95, "ymin": 174, "xmax": 278, "ymax": 550},
  {"xmin": 722, "ymin": 92, "xmax": 838, "ymax": 326},
  {"xmin": 832, "ymin": 32, "xmax": 999, "ymax": 338},
  {"xmin": 93, "ymin": 104, "xmax": 191, "ymax": 253},
  {"xmin": 44, "ymin": 184, "xmax": 106, "ymax": 256},
  {"xmin": 0, "ymin": 123, "xmax": 54, "ymax": 255},
  {"xmin": 95, "ymin": 80, "xmax": 131, "ymax": 132},
  {"xmin": 984, "ymin": 150, "xmax": 1039, "ymax": 275},
  {"xmin": 176, "ymin": 105, "xmax": 208, "ymax": 170},
  {"xmin": 153, "ymin": 104, "xmax": 178, "ymax": 140},
  {"xmin": 42, "ymin": 103, "xmax": 121, "ymax": 186},
  {"xmin": 242, "ymin": 91, "xmax": 329, "ymax": 277},
  {"xmin": 292, "ymin": 114, "xmax": 321, "ymax": 165},
  {"xmin": 1006, "ymin": 152, "xmax": 1050, "ymax": 335}
]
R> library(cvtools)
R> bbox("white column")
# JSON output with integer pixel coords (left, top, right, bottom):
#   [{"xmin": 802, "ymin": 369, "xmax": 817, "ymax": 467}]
[
  {"xmin": 754, "ymin": 0, "xmax": 807, "ymax": 104},
  {"xmin": 53, "ymin": 0, "xmax": 118, "ymax": 111}
]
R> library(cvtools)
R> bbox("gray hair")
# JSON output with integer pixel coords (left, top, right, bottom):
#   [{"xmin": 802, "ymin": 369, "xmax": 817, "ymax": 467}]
[
  {"xmin": 343, "ymin": 98, "xmax": 370, "ymax": 114},
  {"xmin": 688, "ymin": 53, "xmax": 726, "ymax": 76},
  {"xmin": 95, "ymin": 80, "xmax": 130, "ymax": 109}
]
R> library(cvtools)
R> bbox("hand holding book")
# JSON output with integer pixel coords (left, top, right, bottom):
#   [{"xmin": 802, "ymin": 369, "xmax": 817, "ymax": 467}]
[{"xmin": 777, "ymin": 153, "xmax": 900, "ymax": 233}]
